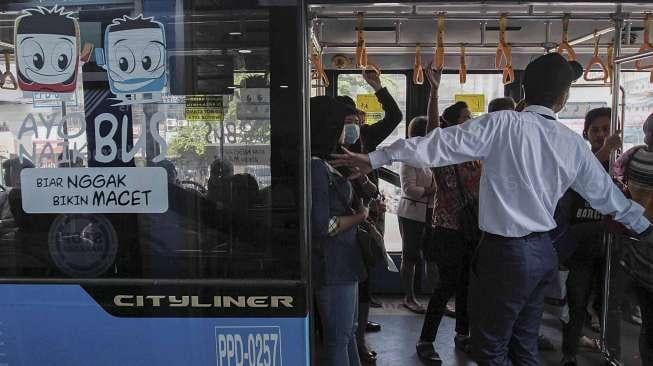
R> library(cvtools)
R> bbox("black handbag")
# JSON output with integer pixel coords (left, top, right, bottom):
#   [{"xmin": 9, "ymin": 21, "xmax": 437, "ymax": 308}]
[
  {"xmin": 619, "ymin": 235, "xmax": 653, "ymax": 293},
  {"xmin": 453, "ymin": 165, "xmax": 481, "ymax": 244}
]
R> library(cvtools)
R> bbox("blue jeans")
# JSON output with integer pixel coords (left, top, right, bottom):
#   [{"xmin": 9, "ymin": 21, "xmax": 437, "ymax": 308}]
[
  {"xmin": 316, "ymin": 281, "xmax": 361, "ymax": 366},
  {"xmin": 470, "ymin": 233, "xmax": 558, "ymax": 366}
]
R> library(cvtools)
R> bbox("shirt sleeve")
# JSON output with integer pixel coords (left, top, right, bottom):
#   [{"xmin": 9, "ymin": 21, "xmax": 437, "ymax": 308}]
[
  {"xmin": 369, "ymin": 113, "xmax": 497, "ymax": 169},
  {"xmin": 361, "ymin": 87, "xmax": 403, "ymax": 151},
  {"xmin": 400, "ymin": 164, "xmax": 425, "ymax": 200},
  {"xmin": 311, "ymin": 159, "xmax": 332, "ymax": 239},
  {"xmin": 570, "ymin": 145, "xmax": 651, "ymax": 234}
]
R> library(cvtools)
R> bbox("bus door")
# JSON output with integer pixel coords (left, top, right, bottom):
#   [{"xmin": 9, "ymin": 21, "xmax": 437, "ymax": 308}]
[{"xmin": 0, "ymin": 1, "xmax": 309, "ymax": 365}]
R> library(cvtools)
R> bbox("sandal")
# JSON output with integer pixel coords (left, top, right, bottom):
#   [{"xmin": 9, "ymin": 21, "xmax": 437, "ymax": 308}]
[
  {"xmin": 578, "ymin": 336, "xmax": 602, "ymax": 352},
  {"xmin": 403, "ymin": 301, "xmax": 426, "ymax": 314}
]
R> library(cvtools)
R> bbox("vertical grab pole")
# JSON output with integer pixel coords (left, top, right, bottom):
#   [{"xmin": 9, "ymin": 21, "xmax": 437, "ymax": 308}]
[{"xmin": 601, "ymin": 5, "xmax": 623, "ymax": 364}]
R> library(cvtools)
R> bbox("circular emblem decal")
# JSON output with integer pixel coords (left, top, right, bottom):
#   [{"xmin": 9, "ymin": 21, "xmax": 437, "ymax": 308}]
[{"xmin": 48, "ymin": 214, "xmax": 118, "ymax": 277}]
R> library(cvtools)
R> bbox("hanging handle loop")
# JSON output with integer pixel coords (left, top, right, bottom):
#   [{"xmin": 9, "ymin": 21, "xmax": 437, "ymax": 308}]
[
  {"xmin": 434, "ymin": 14, "xmax": 445, "ymax": 70},
  {"xmin": 636, "ymin": 14, "xmax": 653, "ymax": 70},
  {"xmin": 413, "ymin": 44, "xmax": 424, "ymax": 85},
  {"xmin": 606, "ymin": 42, "xmax": 614, "ymax": 83},
  {"xmin": 583, "ymin": 31, "xmax": 609, "ymax": 82},
  {"xmin": 495, "ymin": 14, "xmax": 514, "ymax": 85},
  {"xmin": 557, "ymin": 14, "xmax": 578, "ymax": 61},
  {"xmin": 459, "ymin": 44, "xmax": 467, "ymax": 84},
  {"xmin": 355, "ymin": 12, "xmax": 367, "ymax": 69},
  {"xmin": 1, "ymin": 52, "xmax": 17, "ymax": 90},
  {"xmin": 310, "ymin": 43, "xmax": 329, "ymax": 88}
]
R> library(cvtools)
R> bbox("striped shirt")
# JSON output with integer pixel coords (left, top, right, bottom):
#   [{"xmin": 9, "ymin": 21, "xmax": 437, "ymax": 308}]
[{"xmin": 629, "ymin": 147, "xmax": 653, "ymax": 221}]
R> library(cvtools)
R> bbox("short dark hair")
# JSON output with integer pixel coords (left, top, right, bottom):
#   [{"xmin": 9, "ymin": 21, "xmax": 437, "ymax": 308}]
[
  {"xmin": 108, "ymin": 15, "xmax": 161, "ymax": 32},
  {"xmin": 488, "ymin": 97, "xmax": 516, "ymax": 113},
  {"xmin": 335, "ymin": 95, "xmax": 356, "ymax": 109},
  {"xmin": 583, "ymin": 107, "xmax": 611, "ymax": 138},
  {"xmin": 441, "ymin": 101, "xmax": 469, "ymax": 127},
  {"xmin": 523, "ymin": 53, "xmax": 583, "ymax": 108},
  {"xmin": 16, "ymin": 6, "xmax": 77, "ymax": 36},
  {"xmin": 408, "ymin": 116, "xmax": 428, "ymax": 138}
]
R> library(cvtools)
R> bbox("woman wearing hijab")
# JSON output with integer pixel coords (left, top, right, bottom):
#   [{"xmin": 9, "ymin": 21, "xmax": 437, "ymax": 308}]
[{"xmin": 311, "ymin": 96, "xmax": 367, "ymax": 366}]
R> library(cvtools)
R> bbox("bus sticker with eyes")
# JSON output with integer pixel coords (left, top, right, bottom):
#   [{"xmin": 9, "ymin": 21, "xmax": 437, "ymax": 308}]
[
  {"xmin": 94, "ymin": 15, "xmax": 167, "ymax": 105},
  {"xmin": 14, "ymin": 6, "xmax": 82, "ymax": 94}
]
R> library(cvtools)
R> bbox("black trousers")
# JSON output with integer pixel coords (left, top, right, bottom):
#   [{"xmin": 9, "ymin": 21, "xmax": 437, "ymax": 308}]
[
  {"xmin": 420, "ymin": 227, "xmax": 472, "ymax": 342},
  {"xmin": 606, "ymin": 236, "xmax": 653, "ymax": 364},
  {"xmin": 562, "ymin": 222, "xmax": 604, "ymax": 358}
]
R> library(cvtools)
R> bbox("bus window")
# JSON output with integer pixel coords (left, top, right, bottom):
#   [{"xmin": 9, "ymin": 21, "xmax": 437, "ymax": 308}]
[{"xmin": 0, "ymin": 3, "xmax": 305, "ymax": 282}]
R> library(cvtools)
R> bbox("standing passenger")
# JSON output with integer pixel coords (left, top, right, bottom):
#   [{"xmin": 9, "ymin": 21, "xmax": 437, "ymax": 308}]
[
  {"xmin": 488, "ymin": 97, "xmax": 516, "ymax": 113},
  {"xmin": 336, "ymin": 68, "xmax": 403, "ymax": 363},
  {"xmin": 560, "ymin": 107, "xmax": 621, "ymax": 366},
  {"xmin": 310, "ymin": 96, "xmax": 366, "ymax": 366},
  {"xmin": 331, "ymin": 53, "xmax": 653, "ymax": 366},
  {"xmin": 397, "ymin": 116, "xmax": 435, "ymax": 314}
]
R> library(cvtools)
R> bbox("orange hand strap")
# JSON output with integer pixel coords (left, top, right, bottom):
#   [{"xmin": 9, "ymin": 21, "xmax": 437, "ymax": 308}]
[
  {"xmin": 434, "ymin": 14, "xmax": 445, "ymax": 70},
  {"xmin": 413, "ymin": 44, "xmax": 424, "ymax": 85},
  {"xmin": 606, "ymin": 42, "xmax": 614, "ymax": 83},
  {"xmin": 636, "ymin": 14, "xmax": 653, "ymax": 70},
  {"xmin": 583, "ymin": 31, "xmax": 609, "ymax": 82},
  {"xmin": 310, "ymin": 44, "xmax": 329, "ymax": 88},
  {"xmin": 495, "ymin": 14, "xmax": 510, "ymax": 69},
  {"xmin": 557, "ymin": 14, "xmax": 577, "ymax": 61},
  {"xmin": 494, "ymin": 15, "xmax": 514, "ymax": 84},
  {"xmin": 1, "ymin": 52, "xmax": 17, "ymax": 90},
  {"xmin": 459, "ymin": 44, "xmax": 467, "ymax": 84},
  {"xmin": 355, "ymin": 12, "xmax": 367, "ymax": 69}
]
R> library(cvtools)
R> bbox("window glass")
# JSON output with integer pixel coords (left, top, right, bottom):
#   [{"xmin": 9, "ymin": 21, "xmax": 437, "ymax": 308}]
[
  {"xmin": 623, "ymin": 72, "xmax": 653, "ymax": 151},
  {"xmin": 0, "ymin": 1, "xmax": 302, "ymax": 280},
  {"xmin": 438, "ymin": 73, "xmax": 504, "ymax": 116}
]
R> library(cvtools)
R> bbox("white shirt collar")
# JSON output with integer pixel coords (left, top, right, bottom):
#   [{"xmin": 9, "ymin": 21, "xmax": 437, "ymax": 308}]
[{"xmin": 523, "ymin": 105, "xmax": 557, "ymax": 120}]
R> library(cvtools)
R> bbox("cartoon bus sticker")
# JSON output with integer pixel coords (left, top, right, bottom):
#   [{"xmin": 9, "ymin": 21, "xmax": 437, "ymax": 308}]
[
  {"xmin": 95, "ymin": 15, "xmax": 167, "ymax": 104},
  {"xmin": 14, "ymin": 6, "xmax": 81, "ymax": 94}
]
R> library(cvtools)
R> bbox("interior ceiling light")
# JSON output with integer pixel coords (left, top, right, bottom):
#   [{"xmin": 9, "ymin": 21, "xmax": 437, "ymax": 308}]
[
  {"xmin": 229, "ymin": 31, "xmax": 243, "ymax": 36},
  {"xmin": 238, "ymin": 49, "xmax": 252, "ymax": 54}
]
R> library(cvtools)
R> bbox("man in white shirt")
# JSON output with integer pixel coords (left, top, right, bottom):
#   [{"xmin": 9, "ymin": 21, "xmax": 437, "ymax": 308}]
[{"xmin": 331, "ymin": 53, "xmax": 653, "ymax": 366}]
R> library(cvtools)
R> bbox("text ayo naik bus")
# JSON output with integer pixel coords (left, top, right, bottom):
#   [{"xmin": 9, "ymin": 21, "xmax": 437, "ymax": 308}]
[{"xmin": 0, "ymin": 0, "xmax": 310, "ymax": 365}]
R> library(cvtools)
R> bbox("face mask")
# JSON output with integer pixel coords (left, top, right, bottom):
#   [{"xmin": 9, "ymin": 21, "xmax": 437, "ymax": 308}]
[{"xmin": 343, "ymin": 123, "xmax": 360, "ymax": 145}]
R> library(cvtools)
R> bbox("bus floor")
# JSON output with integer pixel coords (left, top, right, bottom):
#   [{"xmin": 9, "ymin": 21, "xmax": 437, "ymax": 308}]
[{"xmin": 367, "ymin": 296, "xmax": 642, "ymax": 366}]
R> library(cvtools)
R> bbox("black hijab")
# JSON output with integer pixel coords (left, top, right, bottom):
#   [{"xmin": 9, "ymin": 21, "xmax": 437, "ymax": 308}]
[{"xmin": 310, "ymin": 96, "xmax": 357, "ymax": 159}]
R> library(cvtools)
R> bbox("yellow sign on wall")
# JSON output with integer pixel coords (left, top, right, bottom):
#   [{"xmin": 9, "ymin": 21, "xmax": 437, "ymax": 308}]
[
  {"xmin": 185, "ymin": 96, "xmax": 224, "ymax": 121},
  {"xmin": 356, "ymin": 94, "xmax": 383, "ymax": 113},
  {"xmin": 454, "ymin": 94, "xmax": 486, "ymax": 114},
  {"xmin": 356, "ymin": 94, "xmax": 383, "ymax": 124}
]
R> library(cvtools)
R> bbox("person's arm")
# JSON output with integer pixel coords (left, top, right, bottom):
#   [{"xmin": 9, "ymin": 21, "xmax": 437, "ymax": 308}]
[
  {"xmin": 426, "ymin": 64, "xmax": 442, "ymax": 133},
  {"xmin": 400, "ymin": 164, "xmax": 426, "ymax": 200},
  {"xmin": 360, "ymin": 71, "xmax": 403, "ymax": 150},
  {"xmin": 594, "ymin": 130, "xmax": 622, "ymax": 163},
  {"xmin": 312, "ymin": 160, "xmax": 368, "ymax": 239},
  {"xmin": 368, "ymin": 113, "xmax": 497, "ymax": 170},
  {"xmin": 570, "ymin": 144, "xmax": 651, "ymax": 235}
]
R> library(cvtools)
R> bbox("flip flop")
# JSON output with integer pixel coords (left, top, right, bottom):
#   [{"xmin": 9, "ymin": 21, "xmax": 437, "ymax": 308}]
[
  {"xmin": 403, "ymin": 302, "xmax": 426, "ymax": 314},
  {"xmin": 578, "ymin": 336, "xmax": 602, "ymax": 352}
]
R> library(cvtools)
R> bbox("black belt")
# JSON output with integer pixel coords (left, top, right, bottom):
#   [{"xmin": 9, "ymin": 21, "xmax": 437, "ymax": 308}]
[{"xmin": 481, "ymin": 231, "xmax": 550, "ymax": 242}]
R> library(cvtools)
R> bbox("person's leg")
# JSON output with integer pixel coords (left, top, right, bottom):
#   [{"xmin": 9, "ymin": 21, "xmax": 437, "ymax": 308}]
[
  {"xmin": 419, "ymin": 228, "xmax": 465, "ymax": 343},
  {"xmin": 399, "ymin": 217, "xmax": 425, "ymax": 311},
  {"xmin": 562, "ymin": 260, "xmax": 594, "ymax": 359},
  {"xmin": 470, "ymin": 234, "xmax": 556, "ymax": 366},
  {"xmin": 635, "ymin": 285, "xmax": 653, "ymax": 365},
  {"xmin": 606, "ymin": 239, "xmax": 630, "ymax": 361},
  {"xmin": 316, "ymin": 282, "xmax": 360, "ymax": 366},
  {"xmin": 454, "ymin": 241, "xmax": 472, "ymax": 336},
  {"xmin": 507, "ymin": 236, "xmax": 558, "ymax": 366}
]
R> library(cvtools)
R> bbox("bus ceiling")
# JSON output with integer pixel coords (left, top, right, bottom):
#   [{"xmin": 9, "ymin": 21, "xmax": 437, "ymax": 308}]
[{"xmin": 308, "ymin": 2, "xmax": 653, "ymax": 70}]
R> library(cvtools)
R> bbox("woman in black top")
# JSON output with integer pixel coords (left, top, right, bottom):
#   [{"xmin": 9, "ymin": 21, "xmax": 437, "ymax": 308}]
[
  {"xmin": 311, "ymin": 96, "xmax": 368, "ymax": 366},
  {"xmin": 335, "ymin": 69, "xmax": 403, "ymax": 363}
]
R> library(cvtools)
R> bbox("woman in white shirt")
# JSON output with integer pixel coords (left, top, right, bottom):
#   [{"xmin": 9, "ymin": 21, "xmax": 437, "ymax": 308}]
[{"xmin": 397, "ymin": 116, "xmax": 435, "ymax": 314}]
